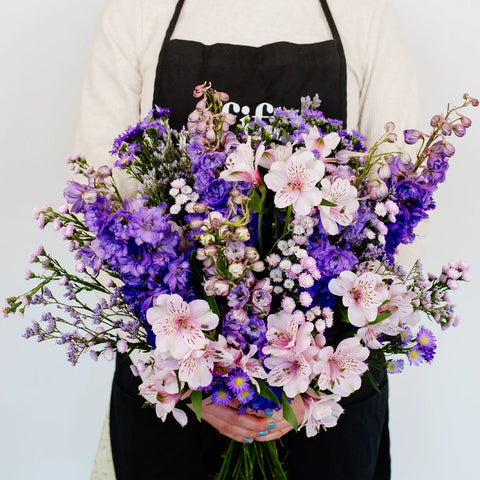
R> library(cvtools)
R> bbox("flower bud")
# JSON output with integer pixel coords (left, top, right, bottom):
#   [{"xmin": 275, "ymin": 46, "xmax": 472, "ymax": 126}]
[
  {"xmin": 441, "ymin": 122, "xmax": 453, "ymax": 136},
  {"xmin": 403, "ymin": 129, "xmax": 423, "ymax": 145},
  {"xmin": 189, "ymin": 218, "xmax": 204, "ymax": 230},
  {"xmin": 235, "ymin": 226, "xmax": 250, "ymax": 242},
  {"xmin": 244, "ymin": 246, "xmax": 260, "ymax": 261},
  {"xmin": 228, "ymin": 262, "xmax": 245, "ymax": 279},
  {"xmin": 453, "ymin": 124, "xmax": 466, "ymax": 137},
  {"xmin": 250, "ymin": 261, "xmax": 265, "ymax": 272},
  {"xmin": 199, "ymin": 233, "xmax": 215, "ymax": 246},
  {"xmin": 378, "ymin": 163, "xmax": 391, "ymax": 180}
]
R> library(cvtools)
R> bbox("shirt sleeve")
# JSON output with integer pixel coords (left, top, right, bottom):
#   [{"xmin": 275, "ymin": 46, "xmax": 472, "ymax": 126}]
[
  {"xmin": 72, "ymin": 0, "xmax": 143, "ymax": 196},
  {"xmin": 357, "ymin": 0, "xmax": 418, "ymax": 145}
]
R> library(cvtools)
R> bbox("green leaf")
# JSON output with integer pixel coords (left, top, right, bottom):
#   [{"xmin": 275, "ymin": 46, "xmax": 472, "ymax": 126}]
[
  {"xmin": 215, "ymin": 253, "xmax": 230, "ymax": 279},
  {"xmin": 248, "ymin": 189, "xmax": 263, "ymax": 214},
  {"xmin": 362, "ymin": 369, "xmax": 380, "ymax": 392},
  {"xmin": 339, "ymin": 306, "xmax": 350, "ymax": 323},
  {"xmin": 206, "ymin": 296, "xmax": 221, "ymax": 317},
  {"xmin": 190, "ymin": 390, "xmax": 203, "ymax": 422},
  {"xmin": 282, "ymin": 392, "xmax": 298, "ymax": 430},
  {"xmin": 256, "ymin": 379, "xmax": 281, "ymax": 406},
  {"xmin": 369, "ymin": 311, "xmax": 393, "ymax": 325},
  {"xmin": 319, "ymin": 198, "xmax": 337, "ymax": 207}
]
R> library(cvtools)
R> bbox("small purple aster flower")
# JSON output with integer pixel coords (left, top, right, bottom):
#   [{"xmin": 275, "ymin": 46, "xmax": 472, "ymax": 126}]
[
  {"xmin": 416, "ymin": 326, "xmax": 436, "ymax": 362},
  {"xmin": 387, "ymin": 359, "xmax": 404, "ymax": 374},
  {"xmin": 407, "ymin": 346, "xmax": 425, "ymax": 366},
  {"xmin": 235, "ymin": 385, "xmax": 255, "ymax": 405},
  {"xmin": 211, "ymin": 386, "xmax": 232, "ymax": 406},
  {"xmin": 400, "ymin": 326, "xmax": 412, "ymax": 345},
  {"xmin": 226, "ymin": 370, "xmax": 250, "ymax": 394}
]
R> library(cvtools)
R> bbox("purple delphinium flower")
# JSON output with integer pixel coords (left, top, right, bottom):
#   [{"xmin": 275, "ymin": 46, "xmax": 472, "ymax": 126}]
[
  {"xmin": 314, "ymin": 246, "xmax": 358, "ymax": 277},
  {"xmin": 227, "ymin": 285, "xmax": 250, "ymax": 309}
]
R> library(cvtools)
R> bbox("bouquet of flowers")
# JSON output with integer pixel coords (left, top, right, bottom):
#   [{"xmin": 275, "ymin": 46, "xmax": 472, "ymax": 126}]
[{"xmin": 4, "ymin": 82, "xmax": 476, "ymax": 479}]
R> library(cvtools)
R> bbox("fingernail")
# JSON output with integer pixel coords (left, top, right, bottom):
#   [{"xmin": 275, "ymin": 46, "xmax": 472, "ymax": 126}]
[
  {"xmin": 267, "ymin": 421, "xmax": 276, "ymax": 430},
  {"xmin": 257, "ymin": 430, "xmax": 268, "ymax": 437},
  {"xmin": 243, "ymin": 438, "xmax": 253, "ymax": 444},
  {"xmin": 264, "ymin": 410, "xmax": 273, "ymax": 417}
]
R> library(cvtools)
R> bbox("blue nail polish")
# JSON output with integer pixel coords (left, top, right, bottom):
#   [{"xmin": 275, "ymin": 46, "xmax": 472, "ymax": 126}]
[
  {"xmin": 267, "ymin": 421, "xmax": 276, "ymax": 430},
  {"xmin": 264, "ymin": 410, "xmax": 273, "ymax": 417},
  {"xmin": 257, "ymin": 430, "xmax": 268, "ymax": 437},
  {"xmin": 243, "ymin": 438, "xmax": 253, "ymax": 444}
]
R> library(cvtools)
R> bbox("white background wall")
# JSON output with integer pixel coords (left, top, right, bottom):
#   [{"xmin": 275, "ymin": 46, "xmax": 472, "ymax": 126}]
[{"xmin": 0, "ymin": 1, "xmax": 478, "ymax": 479}]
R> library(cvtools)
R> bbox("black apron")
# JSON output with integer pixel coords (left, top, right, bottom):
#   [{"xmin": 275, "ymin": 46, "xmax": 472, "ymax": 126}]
[{"xmin": 110, "ymin": 1, "xmax": 390, "ymax": 478}]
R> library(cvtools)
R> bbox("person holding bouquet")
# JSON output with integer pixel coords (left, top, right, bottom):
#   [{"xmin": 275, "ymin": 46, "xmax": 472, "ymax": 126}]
[{"xmin": 74, "ymin": 1, "xmax": 417, "ymax": 478}]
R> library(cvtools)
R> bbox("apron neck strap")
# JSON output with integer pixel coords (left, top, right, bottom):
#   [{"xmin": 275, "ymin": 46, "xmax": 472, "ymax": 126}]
[
  {"xmin": 158, "ymin": 0, "xmax": 186, "ymax": 66},
  {"xmin": 320, "ymin": 0, "xmax": 347, "ymax": 124}
]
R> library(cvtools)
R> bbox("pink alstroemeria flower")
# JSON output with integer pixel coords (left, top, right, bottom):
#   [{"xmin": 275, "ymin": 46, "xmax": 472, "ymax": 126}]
[
  {"xmin": 316, "ymin": 337, "xmax": 369, "ymax": 397},
  {"xmin": 263, "ymin": 312, "xmax": 319, "ymax": 397},
  {"xmin": 146, "ymin": 294, "xmax": 219, "ymax": 359},
  {"xmin": 264, "ymin": 150, "xmax": 325, "ymax": 215},
  {"xmin": 302, "ymin": 390, "xmax": 343, "ymax": 437},
  {"xmin": 219, "ymin": 136, "xmax": 265, "ymax": 185},
  {"xmin": 318, "ymin": 178, "xmax": 359, "ymax": 235},
  {"xmin": 139, "ymin": 368, "xmax": 187, "ymax": 426},
  {"xmin": 328, "ymin": 271, "xmax": 388, "ymax": 327},
  {"xmin": 303, "ymin": 128, "xmax": 340, "ymax": 157}
]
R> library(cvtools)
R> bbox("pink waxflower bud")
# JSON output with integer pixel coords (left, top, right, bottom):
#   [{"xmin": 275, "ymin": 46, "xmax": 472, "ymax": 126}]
[
  {"xmin": 51, "ymin": 218, "xmax": 61, "ymax": 231},
  {"xmin": 447, "ymin": 279, "xmax": 458, "ymax": 290},
  {"xmin": 57, "ymin": 203, "xmax": 69, "ymax": 214},
  {"xmin": 75, "ymin": 262, "xmax": 86, "ymax": 273},
  {"xmin": 462, "ymin": 271, "xmax": 472, "ymax": 282}
]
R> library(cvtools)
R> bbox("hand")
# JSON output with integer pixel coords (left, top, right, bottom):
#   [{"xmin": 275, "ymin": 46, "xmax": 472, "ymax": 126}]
[{"xmin": 191, "ymin": 396, "xmax": 305, "ymax": 443}]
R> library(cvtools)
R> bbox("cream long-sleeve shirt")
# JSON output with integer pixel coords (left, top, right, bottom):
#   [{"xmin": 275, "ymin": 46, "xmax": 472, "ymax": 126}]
[{"xmin": 73, "ymin": 0, "xmax": 417, "ymax": 170}]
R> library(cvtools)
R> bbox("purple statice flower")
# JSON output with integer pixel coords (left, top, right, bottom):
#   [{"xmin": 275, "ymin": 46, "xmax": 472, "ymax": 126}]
[{"xmin": 387, "ymin": 359, "xmax": 405, "ymax": 374}]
